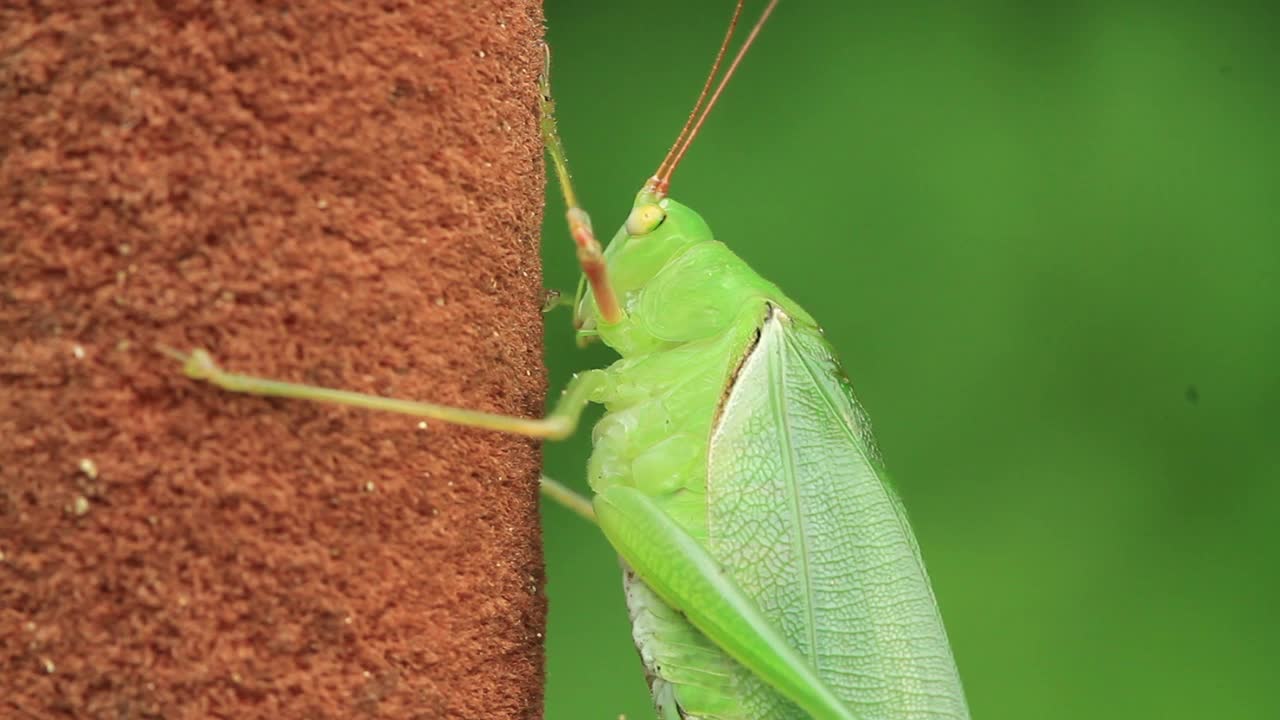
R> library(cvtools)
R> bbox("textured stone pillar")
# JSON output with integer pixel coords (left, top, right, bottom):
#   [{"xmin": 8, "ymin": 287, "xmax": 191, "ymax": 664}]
[{"xmin": 1, "ymin": 3, "xmax": 547, "ymax": 717}]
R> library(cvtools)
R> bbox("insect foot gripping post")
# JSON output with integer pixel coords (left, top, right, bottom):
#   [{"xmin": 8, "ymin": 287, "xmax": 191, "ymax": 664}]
[{"xmin": 167, "ymin": 1, "xmax": 971, "ymax": 718}]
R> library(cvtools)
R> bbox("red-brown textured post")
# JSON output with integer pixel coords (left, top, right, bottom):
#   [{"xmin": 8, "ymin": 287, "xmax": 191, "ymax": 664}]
[{"xmin": 1, "ymin": 3, "xmax": 547, "ymax": 718}]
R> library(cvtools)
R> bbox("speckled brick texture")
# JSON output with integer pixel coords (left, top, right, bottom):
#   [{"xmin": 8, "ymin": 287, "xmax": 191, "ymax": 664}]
[{"xmin": 1, "ymin": 2, "xmax": 547, "ymax": 718}]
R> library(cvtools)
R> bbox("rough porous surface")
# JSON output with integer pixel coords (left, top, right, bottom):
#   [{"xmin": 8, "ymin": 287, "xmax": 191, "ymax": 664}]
[{"xmin": 1, "ymin": 2, "xmax": 546, "ymax": 718}]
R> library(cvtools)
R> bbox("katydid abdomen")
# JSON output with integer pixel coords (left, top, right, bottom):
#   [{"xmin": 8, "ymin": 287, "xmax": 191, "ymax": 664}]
[{"xmin": 580, "ymin": 198, "xmax": 969, "ymax": 719}]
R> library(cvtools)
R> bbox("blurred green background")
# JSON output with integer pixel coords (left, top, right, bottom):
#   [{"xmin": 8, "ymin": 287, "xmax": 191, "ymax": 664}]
[{"xmin": 538, "ymin": 2, "xmax": 1279, "ymax": 718}]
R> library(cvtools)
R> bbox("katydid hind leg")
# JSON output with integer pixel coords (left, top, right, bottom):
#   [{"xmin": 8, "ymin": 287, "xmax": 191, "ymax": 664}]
[
  {"xmin": 592, "ymin": 486, "xmax": 856, "ymax": 720},
  {"xmin": 538, "ymin": 475, "xmax": 596, "ymax": 524},
  {"xmin": 162, "ymin": 345, "xmax": 606, "ymax": 441}
]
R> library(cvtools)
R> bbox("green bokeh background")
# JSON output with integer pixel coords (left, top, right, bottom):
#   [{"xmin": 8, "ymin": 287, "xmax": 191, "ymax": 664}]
[{"xmin": 537, "ymin": 2, "xmax": 1279, "ymax": 718}]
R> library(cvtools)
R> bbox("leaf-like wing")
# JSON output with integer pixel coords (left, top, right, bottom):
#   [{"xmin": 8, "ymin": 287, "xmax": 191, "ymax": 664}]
[{"xmin": 707, "ymin": 307, "xmax": 970, "ymax": 719}]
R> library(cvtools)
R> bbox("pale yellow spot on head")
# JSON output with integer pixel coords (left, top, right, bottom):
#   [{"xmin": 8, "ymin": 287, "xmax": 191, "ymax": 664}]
[{"xmin": 625, "ymin": 204, "xmax": 666, "ymax": 236}]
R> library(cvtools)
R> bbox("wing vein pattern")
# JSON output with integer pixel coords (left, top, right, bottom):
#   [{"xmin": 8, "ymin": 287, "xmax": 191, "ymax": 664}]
[
  {"xmin": 767, "ymin": 329, "xmax": 822, "ymax": 675},
  {"xmin": 706, "ymin": 306, "xmax": 970, "ymax": 720}
]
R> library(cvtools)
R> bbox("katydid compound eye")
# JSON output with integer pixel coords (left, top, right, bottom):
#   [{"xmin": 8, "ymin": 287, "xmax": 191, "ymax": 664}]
[{"xmin": 625, "ymin": 204, "xmax": 666, "ymax": 236}]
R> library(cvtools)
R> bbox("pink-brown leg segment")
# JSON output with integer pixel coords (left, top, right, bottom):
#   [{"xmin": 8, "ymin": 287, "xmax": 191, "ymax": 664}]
[
  {"xmin": 539, "ymin": 48, "xmax": 623, "ymax": 325},
  {"xmin": 566, "ymin": 208, "xmax": 622, "ymax": 323}
]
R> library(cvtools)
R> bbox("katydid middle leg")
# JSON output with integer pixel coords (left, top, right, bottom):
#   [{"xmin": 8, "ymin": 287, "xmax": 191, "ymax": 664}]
[
  {"xmin": 160, "ymin": 50, "xmax": 619, "ymax": 523},
  {"xmin": 163, "ymin": 347, "xmax": 608, "ymax": 441},
  {"xmin": 162, "ymin": 48, "xmax": 618, "ymax": 437},
  {"xmin": 163, "ymin": 345, "xmax": 605, "ymax": 518}
]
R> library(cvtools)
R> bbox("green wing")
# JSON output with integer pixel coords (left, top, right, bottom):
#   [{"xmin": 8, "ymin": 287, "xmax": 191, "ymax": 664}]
[
  {"xmin": 705, "ymin": 306, "xmax": 971, "ymax": 719},
  {"xmin": 595, "ymin": 485, "xmax": 855, "ymax": 720}
]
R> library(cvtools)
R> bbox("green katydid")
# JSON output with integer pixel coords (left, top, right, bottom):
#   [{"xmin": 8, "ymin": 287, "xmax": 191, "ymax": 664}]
[{"xmin": 165, "ymin": 1, "xmax": 971, "ymax": 717}]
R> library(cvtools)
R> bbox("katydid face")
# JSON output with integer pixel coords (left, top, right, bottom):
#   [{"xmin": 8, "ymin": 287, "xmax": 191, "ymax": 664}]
[{"xmin": 573, "ymin": 196, "xmax": 709, "ymax": 340}]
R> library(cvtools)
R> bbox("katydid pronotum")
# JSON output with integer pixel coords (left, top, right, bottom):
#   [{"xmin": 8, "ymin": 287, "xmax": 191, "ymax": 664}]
[{"xmin": 166, "ymin": 2, "xmax": 971, "ymax": 717}]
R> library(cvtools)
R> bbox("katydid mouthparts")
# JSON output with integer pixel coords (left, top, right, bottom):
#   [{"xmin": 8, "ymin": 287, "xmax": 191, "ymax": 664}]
[{"xmin": 166, "ymin": 1, "xmax": 971, "ymax": 718}]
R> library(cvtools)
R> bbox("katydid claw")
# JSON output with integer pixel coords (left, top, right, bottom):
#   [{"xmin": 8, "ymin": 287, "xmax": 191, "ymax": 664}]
[
  {"xmin": 157, "ymin": 345, "xmax": 220, "ymax": 382},
  {"xmin": 181, "ymin": 349, "xmax": 220, "ymax": 381},
  {"xmin": 541, "ymin": 288, "xmax": 565, "ymax": 313}
]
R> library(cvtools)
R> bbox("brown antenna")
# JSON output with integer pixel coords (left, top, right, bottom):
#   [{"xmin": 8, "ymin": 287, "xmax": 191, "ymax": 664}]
[
  {"xmin": 651, "ymin": 0, "xmax": 780, "ymax": 196},
  {"xmin": 652, "ymin": 0, "xmax": 745, "ymax": 186}
]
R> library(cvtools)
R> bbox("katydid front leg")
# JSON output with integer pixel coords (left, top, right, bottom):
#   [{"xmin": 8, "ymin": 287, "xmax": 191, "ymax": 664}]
[{"xmin": 538, "ymin": 45, "xmax": 624, "ymax": 329}]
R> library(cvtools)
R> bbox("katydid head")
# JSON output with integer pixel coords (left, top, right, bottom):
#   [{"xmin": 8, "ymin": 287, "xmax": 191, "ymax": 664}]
[
  {"xmin": 571, "ymin": 0, "xmax": 778, "ymax": 345},
  {"xmin": 571, "ymin": 195, "xmax": 710, "ymax": 342},
  {"xmin": 611, "ymin": 196, "xmax": 713, "ymax": 291}
]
